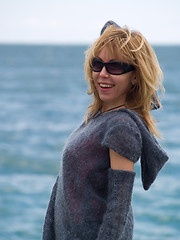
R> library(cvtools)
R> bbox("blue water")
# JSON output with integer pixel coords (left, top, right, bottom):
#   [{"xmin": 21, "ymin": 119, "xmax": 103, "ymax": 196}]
[{"xmin": 0, "ymin": 44, "xmax": 180, "ymax": 240}]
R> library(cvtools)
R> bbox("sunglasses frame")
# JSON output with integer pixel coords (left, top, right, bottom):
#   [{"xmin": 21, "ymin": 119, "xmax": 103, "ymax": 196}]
[{"xmin": 91, "ymin": 57, "xmax": 135, "ymax": 75}]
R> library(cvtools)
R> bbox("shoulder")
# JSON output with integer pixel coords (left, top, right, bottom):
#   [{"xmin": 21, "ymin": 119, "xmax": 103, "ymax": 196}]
[
  {"xmin": 103, "ymin": 108, "xmax": 142, "ymax": 130},
  {"xmin": 101, "ymin": 109, "xmax": 142, "ymax": 163},
  {"xmin": 103, "ymin": 109, "xmax": 142, "ymax": 140}
]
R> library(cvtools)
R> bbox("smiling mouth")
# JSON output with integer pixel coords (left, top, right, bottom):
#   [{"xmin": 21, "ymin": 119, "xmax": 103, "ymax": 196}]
[{"xmin": 99, "ymin": 83, "xmax": 115, "ymax": 88}]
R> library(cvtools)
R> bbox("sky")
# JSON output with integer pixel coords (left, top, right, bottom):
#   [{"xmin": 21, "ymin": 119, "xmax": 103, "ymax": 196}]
[{"xmin": 0, "ymin": 0, "xmax": 180, "ymax": 45}]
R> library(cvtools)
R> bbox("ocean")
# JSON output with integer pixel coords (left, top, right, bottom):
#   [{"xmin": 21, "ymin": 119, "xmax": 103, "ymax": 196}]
[{"xmin": 0, "ymin": 44, "xmax": 179, "ymax": 240}]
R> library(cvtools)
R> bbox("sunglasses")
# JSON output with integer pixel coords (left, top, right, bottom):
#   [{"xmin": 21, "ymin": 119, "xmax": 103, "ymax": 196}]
[{"xmin": 91, "ymin": 57, "xmax": 135, "ymax": 75}]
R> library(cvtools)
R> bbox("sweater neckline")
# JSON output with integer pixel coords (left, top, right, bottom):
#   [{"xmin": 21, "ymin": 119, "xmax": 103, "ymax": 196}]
[{"xmin": 93, "ymin": 107, "xmax": 125, "ymax": 119}]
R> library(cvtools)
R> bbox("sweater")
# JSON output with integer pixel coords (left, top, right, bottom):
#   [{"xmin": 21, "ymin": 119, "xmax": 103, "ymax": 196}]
[{"xmin": 43, "ymin": 109, "xmax": 168, "ymax": 240}]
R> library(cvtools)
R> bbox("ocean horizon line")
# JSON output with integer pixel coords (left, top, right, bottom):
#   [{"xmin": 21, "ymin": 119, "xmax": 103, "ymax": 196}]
[{"xmin": 0, "ymin": 41, "xmax": 180, "ymax": 47}]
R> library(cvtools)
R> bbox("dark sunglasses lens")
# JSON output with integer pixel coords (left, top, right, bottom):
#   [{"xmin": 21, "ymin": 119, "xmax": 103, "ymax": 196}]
[
  {"xmin": 107, "ymin": 62, "xmax": 125, "ymax": 74},
  {"xmin": 91, "ymin": 58, "xmax": 103, "ymax": 72},
  {"xmin": 91, "ymin": 58, "xmax": 135, "ymax": 75}
]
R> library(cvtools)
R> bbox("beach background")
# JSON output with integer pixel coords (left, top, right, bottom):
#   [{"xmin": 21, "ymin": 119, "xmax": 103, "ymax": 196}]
[
  {"xmin": 0, "ymin": 44, "xmax": 180, "ymax": 240},
  {"xmin": 0, "ymin": 0, "xmax": 180, "ymax": 239}
]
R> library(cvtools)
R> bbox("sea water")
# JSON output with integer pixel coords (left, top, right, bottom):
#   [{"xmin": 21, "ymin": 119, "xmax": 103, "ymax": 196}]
[{"xmin": 0, "ymin": 44, "xmax": 179, "ymax": 240}]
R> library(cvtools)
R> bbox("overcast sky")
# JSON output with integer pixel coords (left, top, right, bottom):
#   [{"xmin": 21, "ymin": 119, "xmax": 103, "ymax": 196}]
[{"xmin": 0, "ymin": 0, "xmax": 180, "ymax": 45}]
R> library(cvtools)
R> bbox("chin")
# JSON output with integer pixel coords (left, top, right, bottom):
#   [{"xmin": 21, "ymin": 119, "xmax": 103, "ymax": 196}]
[{"xmin": 99, "ymin": 97, "xmax": 113, "ymax": 103}]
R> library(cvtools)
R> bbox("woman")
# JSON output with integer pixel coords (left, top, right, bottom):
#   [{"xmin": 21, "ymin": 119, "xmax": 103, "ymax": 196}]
[{"xmin": 43, "ymin": 21, "xmax": 168, "ymax": 240}]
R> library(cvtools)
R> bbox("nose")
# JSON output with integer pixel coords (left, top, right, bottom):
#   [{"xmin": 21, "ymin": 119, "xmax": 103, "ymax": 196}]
[{"xmin": 99, "ymin": 66, "xmax": 109, "ymax": 77}]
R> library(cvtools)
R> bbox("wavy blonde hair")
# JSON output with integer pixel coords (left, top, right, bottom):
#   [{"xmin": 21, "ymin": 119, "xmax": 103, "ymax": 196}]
[{"xmin": 84, "ymin": 25, "xmax": 164, "ymax": 137}]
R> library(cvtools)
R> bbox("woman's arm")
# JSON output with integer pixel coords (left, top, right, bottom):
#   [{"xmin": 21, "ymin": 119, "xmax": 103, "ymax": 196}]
[
  {"xmin": 96, "ymin": 149, "xmax": 135, "ymax": 240},
  {"xmin": 110, "ymin": 149, "xmax": 134, "ymax": 172}
]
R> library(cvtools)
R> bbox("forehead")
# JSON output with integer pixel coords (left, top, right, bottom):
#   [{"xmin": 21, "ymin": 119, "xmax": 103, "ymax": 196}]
[{"xmin": 97, "ymin": 46, "xmax": 127, "ymax": 62}]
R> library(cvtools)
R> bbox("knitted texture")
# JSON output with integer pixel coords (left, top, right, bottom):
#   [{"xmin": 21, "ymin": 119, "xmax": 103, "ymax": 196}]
[
  {"xmin": 97, "ymin": 169, "xmax": 135, "ymax": 240},
  {"xmin": 43, "ymin": 109, "xmax": 168, "ymax": 239}
]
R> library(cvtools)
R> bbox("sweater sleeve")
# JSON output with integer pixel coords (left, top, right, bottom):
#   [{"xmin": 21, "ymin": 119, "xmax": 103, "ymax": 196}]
[
  {"xmin": 43, "ymin": 176, "xmax": 58, "ymax": 240},
  {"xmin": 102, "ymin": 123, "xmax": 142, "ymax": 163},
  {"xmin": 97, "ymin": 169, "xmax": 135, "ymax": 240}
]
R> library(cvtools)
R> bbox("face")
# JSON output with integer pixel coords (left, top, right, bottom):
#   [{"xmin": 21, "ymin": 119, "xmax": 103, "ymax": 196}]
[{"xmin": 92, "ymin": 47, "xmax": 135, "ymax": 111}]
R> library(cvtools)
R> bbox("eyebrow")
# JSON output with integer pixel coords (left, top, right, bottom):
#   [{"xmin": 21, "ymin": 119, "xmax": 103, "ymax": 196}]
[{"xmin": 96, "ymin": 57, "xmax": 120, "ymax": 63}]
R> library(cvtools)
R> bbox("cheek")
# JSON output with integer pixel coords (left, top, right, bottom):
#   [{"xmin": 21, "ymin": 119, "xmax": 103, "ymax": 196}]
[
  {"xmin": 92, "ymin": 72, "xmax": 99, "ymax": 85},
  {"xmin": 125, "ymin": 78, "xmax": 132, "ymax": 88},
  {"xmin": 91, "ymin": 73, "xmax": 98, "ymax": 91},
  {"xmin": 92, "ymin": 71, "xmax": 96, "ymax": 79},
  {"xmin": 115, "ymin": 76, "xmax": 132, "ymax": 92}
]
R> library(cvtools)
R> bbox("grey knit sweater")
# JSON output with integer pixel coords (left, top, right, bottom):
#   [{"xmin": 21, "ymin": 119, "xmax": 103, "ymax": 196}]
[{"xmin": 43, "ymin": 109, "xmax": 168, "ymax": 240}]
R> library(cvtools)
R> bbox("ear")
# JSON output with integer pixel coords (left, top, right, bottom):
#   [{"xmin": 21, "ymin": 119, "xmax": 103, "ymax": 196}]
[{"xmin": 131, "ymin": 73, "xmax": 137, "ymax": 86}]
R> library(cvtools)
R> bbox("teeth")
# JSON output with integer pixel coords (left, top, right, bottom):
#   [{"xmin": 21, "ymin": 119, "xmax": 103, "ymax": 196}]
[{"xmin": 100, "ymin": 83, "xmax": 113, "ymax": 88}]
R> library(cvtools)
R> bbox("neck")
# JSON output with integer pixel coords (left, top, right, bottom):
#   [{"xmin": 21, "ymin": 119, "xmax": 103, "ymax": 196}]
[{"xmin": 101, "ymin": 104, "xmax": 125, "ymax": 113}]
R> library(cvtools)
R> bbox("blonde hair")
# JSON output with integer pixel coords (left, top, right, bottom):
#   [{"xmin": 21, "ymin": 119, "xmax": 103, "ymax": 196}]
[{"xmin": 84, "ymin": 25, "xmax": 164, "ymax": 138}]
